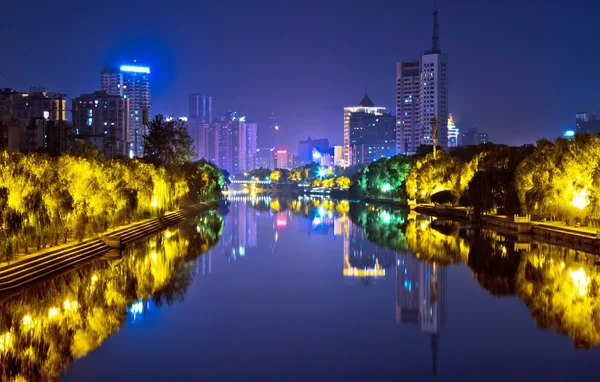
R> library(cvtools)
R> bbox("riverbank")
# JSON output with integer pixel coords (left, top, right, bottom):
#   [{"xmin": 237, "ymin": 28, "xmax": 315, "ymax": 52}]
[
  {"xmin": 415, "ymin": 205, "xmax": 600, "ymax": 254},
  {"xmin": 0, "ymin": 202, "xmax": 218, "ymax": 294}
]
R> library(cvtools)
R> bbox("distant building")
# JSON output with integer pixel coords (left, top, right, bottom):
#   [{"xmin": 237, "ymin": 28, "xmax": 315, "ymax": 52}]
[
  {"xmin": 460, "ymin": 127, "xmax": 488, "ymax": 146},
  {"xmin": 575, "ymin": 111, "xmax": 600, "ymax": 135},
  {"xmin": 396, "ymin": 7, "xmax": 449, "ymax": 154},
  {"xmin": 189, "ymin": 94, "xmax": 212, "ymax": 122},
  {"xmin": 101, "ymin": 64, "xmax": 151, "ymax": 158},
  {"xmin": 297, "ymin": 137, "xmax": 330, "ymax": 165},
  {"xmin": 447, "ymin": 114, "xmax": 459, "ymax": 148},
  {"xmin": 187, "ymin": 118, "xmax": 209, "ymax": 160},
  {"xmin": 274, "ymin": 149, "xmax": 292, "ymax": 169},
  {"xmin": 0, "ymin": 88, "xmax": 68, "ymax": 155},
  {"xmin": 333, "ymin": 145, "xmax": 344, "ymax": 167},
  {"xmin": 245, "ymin": 122, "xmax": 257, "ymax": 170},
  {"xmin": 255, "ymin": 147, "xmax": 275, "ymax": 169},
  {"xmin": 72, "ymin": 90, "xmax": 129, "ymax": 158},
  {"xmin": 344, "ymin": 94, "xmax": 396, "ymax": 166}
]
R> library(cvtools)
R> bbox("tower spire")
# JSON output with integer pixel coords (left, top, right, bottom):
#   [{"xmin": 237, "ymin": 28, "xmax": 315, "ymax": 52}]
[{"xmin": 430, "ymin": 1, "xmax": 441, "ymax": 54}]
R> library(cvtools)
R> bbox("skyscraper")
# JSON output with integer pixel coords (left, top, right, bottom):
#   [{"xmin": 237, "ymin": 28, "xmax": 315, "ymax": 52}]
[
  {"xmin": 101, "ymin": 64, "xmax": 150, "ymax": 158},
  {"xmin": 396, "ymin": 7, "xmax": 448, "ymax": 155},
  {"xmin": 343, "ymin": 94, "xmax": 396, "ymax": 166},
  {"xmin": 189, "ymin": 94, "xmax": 212, "ymax": 121}
]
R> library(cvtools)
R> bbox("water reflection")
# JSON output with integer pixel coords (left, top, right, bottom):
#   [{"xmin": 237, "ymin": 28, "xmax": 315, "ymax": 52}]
[
  {"xmin": 242, "ymin": 196, "xmax": 600, "ymax": 351},
  {"xmin": 0, "ymin": 212, "xmax": 223, "ymax": 381}
]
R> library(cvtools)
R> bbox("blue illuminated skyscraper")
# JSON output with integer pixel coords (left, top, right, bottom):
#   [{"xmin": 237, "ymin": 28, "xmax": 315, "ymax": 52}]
[{"xmin": 101, "ymin": 64, "xmax": 151, "ymax": 157}]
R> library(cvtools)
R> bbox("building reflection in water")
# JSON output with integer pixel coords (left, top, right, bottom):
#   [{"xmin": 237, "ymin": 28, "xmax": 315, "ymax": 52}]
[{"xmin": 396, "ymin": 253, "xmax": 447, "ymax": 376}]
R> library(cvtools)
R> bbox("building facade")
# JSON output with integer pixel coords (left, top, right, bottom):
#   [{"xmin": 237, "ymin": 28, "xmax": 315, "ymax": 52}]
[
  {"xmin": 0, "ymin": 88, "xmax": 68, "ymax": 154},
  {"xmin": 344, "ymin": 94, "xmax": 396, "ymax": 166},
  {"xmin": 255, "ymin": 147, "xmax": 275, "ymax": 169},
  {"xmin": 575, "ymin": 111, "xmax": 600, "ymax": 134},
  {"xmin": 396, "ymin": 8, "xmax": 448, "ymax": 155},
  {"xmin": 274, "ymin": 149, "xmax": 292, "ymax": 169},
  {"xmin": 72, "ymin": 90, "xmax": 130, "ymax": 158},
  {"xmin": 101, "ymin": 65, "xmax": 150, "ymax": 158}
]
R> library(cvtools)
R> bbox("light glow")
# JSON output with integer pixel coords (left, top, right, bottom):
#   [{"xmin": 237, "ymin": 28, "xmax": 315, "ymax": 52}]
[
  {"xmin": 571, "ymin": 189, "xmax": 589, "ymax": 210},
  {"xmin": 569, "ymin": 268, "xmax": 590, "ymax": 296},
  {"xmin": 120, "ymin": 65, "xmax": 150, "ymax": 74}
]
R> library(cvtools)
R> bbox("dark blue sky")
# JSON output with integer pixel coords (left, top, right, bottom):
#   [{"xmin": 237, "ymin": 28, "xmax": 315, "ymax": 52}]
[{"xmin": 2, "ymin": 0, "xmax": 599, "ymax": 149}]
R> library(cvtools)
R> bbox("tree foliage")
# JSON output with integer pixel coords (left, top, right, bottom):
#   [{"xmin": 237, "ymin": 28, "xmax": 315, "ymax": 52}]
[
  {"xmin": 0, "ymin": 150, "xmax": 223, "ymax": 261},
  {"xmin": 143, "ymin": 114, "xmax": 195, "ymax": 168},
  {"xmin": 515, "ymin": 134, "xmax": 600, "ymax": 222},
  {"xmin": 351, "ymin": 154, "xmax": 412, "ymax": 199}
]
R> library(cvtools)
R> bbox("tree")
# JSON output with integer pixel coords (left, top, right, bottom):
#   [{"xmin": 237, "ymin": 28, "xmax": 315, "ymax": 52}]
[
  {"xmin": 143, "ymin": 115, "xmax": 195, "ymax": 168},
  {"xmin": 431, "ymin": 190, "xmax": 459, "ymax": 205},
  {"xmin": 336, "ymin": 176, "xmax": 351, "ymax": 189}
]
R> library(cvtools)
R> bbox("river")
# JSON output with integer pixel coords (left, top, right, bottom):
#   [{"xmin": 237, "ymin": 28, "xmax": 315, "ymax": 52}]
[{"xmin": 1, "ymin": 196, "xmax": 600, "ymax": 381}]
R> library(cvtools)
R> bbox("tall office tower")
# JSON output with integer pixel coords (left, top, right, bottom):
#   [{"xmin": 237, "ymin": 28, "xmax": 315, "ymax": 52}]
[
  {"xmin": 72, "ymin": 90, "xmax": 130, "ymax": 158},
  {"xmin": 343, "ymin": 94, "xmax": 396, "ymax": 166},
  {"xmin": 396, "ymin": 7, "xmax": 448, "ymax": 155},
  {"xmin": 447, "ymin": 113, "xmax": 459, "ymax": 148},
  {"xmin": 101, "ymin": 64, "xmax": 150, "ymax": 158},
  {"xmin": 189, "ymin": 94, "xmax": 212, "ymax": 121}
]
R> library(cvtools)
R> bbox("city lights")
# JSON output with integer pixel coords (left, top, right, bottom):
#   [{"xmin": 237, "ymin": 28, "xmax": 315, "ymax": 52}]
[{"xmin": 120, "ymin": 65, "xmax": 150, "ymax": 74}]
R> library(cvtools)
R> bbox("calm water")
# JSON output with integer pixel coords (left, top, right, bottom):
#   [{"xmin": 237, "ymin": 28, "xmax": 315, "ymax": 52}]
[{"xmin": 2, "ymin": 197, "xmax": 600, "ymax": 381}]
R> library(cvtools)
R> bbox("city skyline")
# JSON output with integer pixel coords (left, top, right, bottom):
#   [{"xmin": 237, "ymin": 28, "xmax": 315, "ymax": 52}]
[{"xmin": 2, "ymin": 0, "xmax": 599, "ymax": 150}]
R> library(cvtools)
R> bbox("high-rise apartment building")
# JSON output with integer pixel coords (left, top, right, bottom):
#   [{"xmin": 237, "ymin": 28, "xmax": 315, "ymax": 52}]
[
  {"xmin": 101, "ymin": 64, "xmax": 150, "ymax": 158},
  {"xmin": 214, "ymin": 112, "xmax": 257, "ymax": 174},
  {"xmin": 396, "ymin": 8, "xmax": 448, "ymax": 155},
  {"xmin": 189, "ymin": 94, "xmax": 212, "ymax": 121},
  {"xmin": 343, "ymin": 94, "xmax": 396, "ymax": 166},
  {"xmin": 72, "ymin": 90, "xmax": 129, "ymax": 158},
  {"xmin": 396, "ymin": 62, "xmax": 421, "ymax": 155}
]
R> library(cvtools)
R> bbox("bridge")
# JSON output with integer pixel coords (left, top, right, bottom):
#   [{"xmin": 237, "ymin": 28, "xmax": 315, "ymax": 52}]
[{"xmin": 230, "ymin": 179, "xmax": 272, "ymax": 185}]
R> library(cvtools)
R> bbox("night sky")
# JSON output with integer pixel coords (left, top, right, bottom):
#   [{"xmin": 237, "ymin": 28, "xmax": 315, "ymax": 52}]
[{"xmin": 2, "ymin": 0, "xmax": 599, "ymax": 149}]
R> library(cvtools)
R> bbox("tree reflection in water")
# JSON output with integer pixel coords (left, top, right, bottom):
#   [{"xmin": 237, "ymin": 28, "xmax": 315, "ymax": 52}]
[
  {"xmin": 0, "ymin": 211, "xmax": 223, "ymax": 381},
  {"xmin": 252, "ymin": 197, "xmax": 600, "ymax": 350}
]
